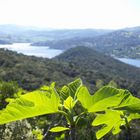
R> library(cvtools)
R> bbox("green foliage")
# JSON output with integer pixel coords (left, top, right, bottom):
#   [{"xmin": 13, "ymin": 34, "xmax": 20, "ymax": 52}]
[
  {"xmin": 1, "ymin": 78, "xmax": 140, "ymax": 140},
  {"xmin": 77, "ymin": 86, "xmax": 93, "ymax": 109},
  {"xmin": 0, "ymin": 81, "xmax": 22, "ymax": 109},
  {"xmin": 32, "ymin": 128, "xmax": 44, "ymax": 140},
  {"xmin": 96, "ymin": 79, "xmax": 104, "ymax": 89},
  {"xmin": 55, "ymin": 134, "xmax": 65, "ymax": 140},
  {"xmin": 108, "ymin": 80, "xmax": 118, "ymax": 88},
  {"xmin": 0, "ymin": 84, "xmax": 60, "ymax": 124},
  {"xmin": 64, "ymin": 96, "xmax": 76, "ymax": 110},
  {"xmin": 1, "ymin": 120, "xmax": 34, "ymax": 140},
  {"xmin": 2, "ymin": 47, "xmax": 140, "ymax": 97},
  {"xmin": 60, "ymin": 78, "xmax": 82, "ymax": 100},
  {"xmin": 92, "ymin": 110, "xmax": 125, "ymax": 139},
  {"xmin": 55, "ymin": 46, "xmax": 140, "ymax": 96},
  {"xmin": 49, "ymin": 126, "xmax": 69, "ymax": 132},
  {"xmin": 77, "ymin": 86, "xmax": 130, "ymax": 113},
  {"xmin": 113, "ymin": 93, "xmax": 140, "ymax": 113}
]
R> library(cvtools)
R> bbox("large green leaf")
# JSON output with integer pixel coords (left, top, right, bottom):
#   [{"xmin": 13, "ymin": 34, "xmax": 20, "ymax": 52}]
[
  {"xmin": 77, "ymin": 86, "xmax": 130, "ymax": 112},
  {"xmin": 128, "ymin": 113, "xmax": 140, "ymax": 121},
  {"xmin": 64, "ymin": 96, "xmax": 76, "ymax": 110},
  {"xmin": 113, "ymin": 93, "xmax": 140, "ymax": 113},
  {"xmin": 0, "ymin": 86, "xmax": 60, "ymax": 125},
  {"xmin": 77, "ymin": 84, "xmax": 140, "ymax": 139},
  {"xmin": 76, "ymin": 86, "xmax": 93, "ymax": 109},
  {"xmin": 60, "ymin": 78, "xmax": 82, "ymax": 100},
  {"xmin": 92, "ymin": 110, "xmax": 125, "ymax": 139},
  {"xmin": 49, "ymin": 126, "xmax": 69, "ymax": 132}
]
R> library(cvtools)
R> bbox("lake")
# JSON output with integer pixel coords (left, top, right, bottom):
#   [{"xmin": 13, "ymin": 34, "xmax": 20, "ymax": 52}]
[
  {"xmin": 1, "ymin": 43, "xmax": 140, "ymax": 68},
  {"xmin": 116, "ymin": 58, "xmax": 140, "ymax": 68},
  {"xmin": 0, "ymin": 43, "xmax": 63, "ymax": 58}
]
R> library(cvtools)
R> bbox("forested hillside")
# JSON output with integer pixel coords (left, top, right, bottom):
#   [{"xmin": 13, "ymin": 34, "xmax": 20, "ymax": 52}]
[
  {"xmin": 1, "ymin": 46, "xmax": 140, "ymax": 139},
  {"xmin": 1, "ymin": 47, "xmax": 140, "ymax": 95},
  {"xmin": 55, "ymin": 47, "xmax": 140, "ymax": 95},
  {"xmin": 0, "ymin": 49, "xmax": 73, "ymax": 90}
]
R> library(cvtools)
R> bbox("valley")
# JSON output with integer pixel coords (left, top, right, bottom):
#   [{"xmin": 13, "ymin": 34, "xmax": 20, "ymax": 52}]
[
  {"xmin": 1, "ymin": 0, "xmax": 140, "ymax": 139},
  {"xmin": 1, "ymin": 46, "xmax": 140, "ymax": 96},
  {"xmin": 31, "ymin": 26, "xmax": 140, "ymax": 59}
]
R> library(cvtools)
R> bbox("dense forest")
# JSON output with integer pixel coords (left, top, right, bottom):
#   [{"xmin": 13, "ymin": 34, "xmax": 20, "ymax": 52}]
[{"xmin": 1, "ymin": 47, "xmax": 140, "ymax": 95}]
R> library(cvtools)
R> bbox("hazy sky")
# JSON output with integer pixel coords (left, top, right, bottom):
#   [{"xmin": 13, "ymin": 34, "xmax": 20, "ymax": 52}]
[{"xmin": 0, "ymin": 0, "xmax": 140, "ymax": 29}]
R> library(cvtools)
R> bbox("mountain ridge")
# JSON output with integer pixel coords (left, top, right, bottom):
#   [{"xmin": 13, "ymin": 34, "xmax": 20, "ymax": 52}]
[{"xmin": 32, "ymin": 26, "xmax": 140, "ymax": 58}]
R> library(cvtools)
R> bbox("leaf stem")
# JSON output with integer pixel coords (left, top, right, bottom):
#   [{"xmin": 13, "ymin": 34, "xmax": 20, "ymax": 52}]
[
  {"xmin": 75, "ymin": 111, "xmax": 87, "ymax": 125},
  {"xmin": 124, "ymin": 116, "xmax": 132, "ymax": 140},
  {"xmin": 58, "ymin": 110, "xmax": 72, "ymax": 123}
]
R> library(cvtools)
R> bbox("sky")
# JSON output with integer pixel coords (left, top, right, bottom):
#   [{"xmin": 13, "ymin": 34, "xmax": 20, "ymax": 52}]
[{"xmin": 0, "ymin": 0, "xmax": 140, "ymax": 29}]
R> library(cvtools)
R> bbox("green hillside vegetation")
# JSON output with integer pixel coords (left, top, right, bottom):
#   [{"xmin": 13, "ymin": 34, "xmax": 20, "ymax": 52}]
[
  {"xmin": 1, "ymin": 47, "xmax": 140, "ymax": 96},
  {"xmin": 0, "ymin": 49, "xmax": 75, "ymax": 90},
  {"xmin": 55, "ymin": 46, "xmax": 140, "ymax": 95}
]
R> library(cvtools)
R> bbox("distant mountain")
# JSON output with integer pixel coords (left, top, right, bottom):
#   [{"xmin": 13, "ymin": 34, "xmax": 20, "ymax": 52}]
[
  {"xmin": 0, "ymin": 24, "xmax": 113, "ymax": 44},
  {"xmin": 91, "ymin": 29, "xmax": 140, "ymax": 58},
  {"xmin": 23, "ymin": 28, "xmax": 113, "ymax": 43},
  {"xmin": 1, "ymin": 24, "xmax": 140, "ymax": 58},
  {"xmin": 0, "ymin": 24, "xmax": 45, "ymax": 34},
  {"xmin": 32, "ymin": 26, "xmax": 140, "ymax": 58},
  {"xmin": 31, "ymin": 29, "xmax": 113, "ymax": 47},
  {"xmin": 124, "ymin": 26, "xmax": 140, "ymax": 32},
  {"xmin": 0, "ymin": 24, "xmax": 51, "ymax": 43}
]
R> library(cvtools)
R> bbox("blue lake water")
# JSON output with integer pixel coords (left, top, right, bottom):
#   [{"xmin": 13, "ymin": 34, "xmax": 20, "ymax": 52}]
[
  {"xmin": 1, "ymin": 43, "xmax": 140, "ymax": 68},
  {"xmin": 0, "ymin": 43, "xmax": 63, "ymax": 58},
  {"xmin": 116, "ymin": 58, "xmax": 140, "ymax": 68}
]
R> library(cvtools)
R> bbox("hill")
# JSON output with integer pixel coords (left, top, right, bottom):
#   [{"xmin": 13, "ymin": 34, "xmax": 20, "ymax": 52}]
[
  {"xmin": 0, "ymin": 24, "xmax": 113, "ymax": 44},
  {"xmin": 1, "ymin": 47, "xmax": 140, "ymax": 95},
  {"xmin": 92, "ymin": 29, "xmax": 140, "ymax": 58},
  {"xmin": 1, "ymin": 25, "xmax": 140, "ymax": 58},
  {"xmin": 55, "ymin": 46, "xmax": 140, "ymax": 95},
  {"xmin": 0, "ymin": 49, "xmax": 73, "ymax": 90},
  {"xmin": 32, "ymin": 27, "xmax": 140, "ymax": 58}
]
